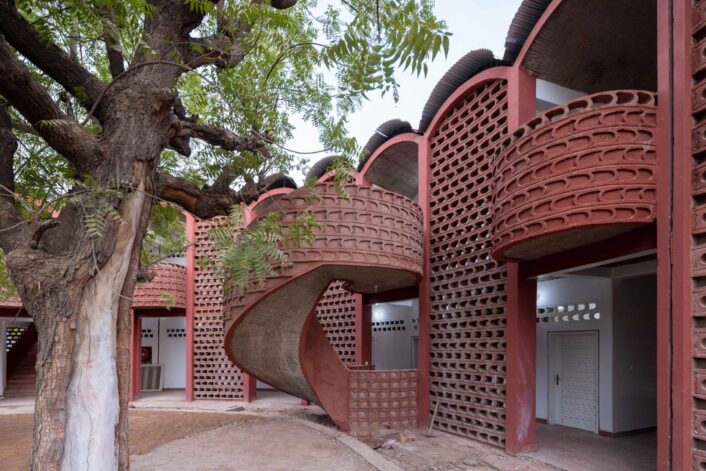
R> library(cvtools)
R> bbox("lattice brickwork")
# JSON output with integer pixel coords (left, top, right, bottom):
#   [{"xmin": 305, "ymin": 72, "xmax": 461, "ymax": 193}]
[
  {"xmin": 193, "ymin": 218, "xmax": 244, "ymax": 399},
  {"xmin": 5, "ymin": 325, "xmax": 27, "ymax": 352},
  {"xmin": 315, "ymin": 281, "xmax": 357, "ymax": 365},
  {"xmin": 349, "ymin": 369, "xmax": 417, "ymax": 436},
  {"xmin": 428, "ymin": 79, "xmax": 509, "ymax": 447},
  {"xmin": 691, "ymin": 3, "xmax": 706, "ymax": 467}
]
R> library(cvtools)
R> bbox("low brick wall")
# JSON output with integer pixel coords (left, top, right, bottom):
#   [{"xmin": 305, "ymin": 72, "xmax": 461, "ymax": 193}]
[{"xmin": 349, "ymin": 369, "xmax": 417, "ymax": 436}]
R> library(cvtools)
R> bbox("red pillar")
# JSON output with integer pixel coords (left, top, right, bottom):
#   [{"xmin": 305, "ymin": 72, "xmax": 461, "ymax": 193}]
[
  {"xmin": 660, "ymin": 0, "xmax": 691, "ymax": 468},
  {"xmin": 504, "ymin": 262, "xmax": 537, "ymax": 454},
  {"xmin": 355, "ymin": 294, "xmax": 372, "ymax": 366},
  {"xmin": 416, "ymin": 135, "xmax": 432, "ymax": 428},
  {"xmin": 243, "ymin": 373, "xmax": 257, "ymax": 402},
  {"xmin": 185, "ymin": 213, "xmax": 196, "ymax": 402},
  {"xmin": 129, "ymin": 310, "xmax": 142, "ymax": 401}
]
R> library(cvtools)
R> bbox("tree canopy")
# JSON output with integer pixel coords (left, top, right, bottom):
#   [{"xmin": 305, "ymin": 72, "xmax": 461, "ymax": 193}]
[{"xmin": 0, "ymin": 0, "xmax": 449, "ymax": 294}]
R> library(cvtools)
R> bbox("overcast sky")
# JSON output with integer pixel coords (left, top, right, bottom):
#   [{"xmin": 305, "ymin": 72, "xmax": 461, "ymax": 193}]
[{"xmin": 287, "ymin": 0, "xmax": 523, "ymax": 181}]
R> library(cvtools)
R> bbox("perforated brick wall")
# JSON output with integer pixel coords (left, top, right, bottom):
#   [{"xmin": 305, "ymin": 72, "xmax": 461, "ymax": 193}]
[
  {"xmin": 428, "ymin": 79, "xmax": 509, "ymax": 447},
  {"xmin": 315, "ymin": 281, "xmax": 357, "ymax": 366},
  {"xmin": 193, "ymin": 218, "xmax": 245, "ymax": 399},
  {"xmin": 691, "ymin": 2, "xmax": 706, "ymax": 467},
  {"xmin": 349, "ymin": 369, "xmax": 417, "ymax": 436}
]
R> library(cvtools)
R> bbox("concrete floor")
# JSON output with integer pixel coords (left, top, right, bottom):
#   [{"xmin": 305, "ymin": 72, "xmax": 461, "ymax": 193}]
[{"xmin": 526, "ymin": 424, "xmax": 657, "ymax": 471}]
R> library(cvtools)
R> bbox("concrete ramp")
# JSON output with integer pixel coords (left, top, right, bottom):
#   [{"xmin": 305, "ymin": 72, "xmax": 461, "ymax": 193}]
[{"xmin": 224, "ymin": 183, "xmax": 424, "ymax": 431}]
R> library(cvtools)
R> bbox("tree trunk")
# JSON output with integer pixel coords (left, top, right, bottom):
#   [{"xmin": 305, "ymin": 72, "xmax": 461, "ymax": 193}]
[{"xmin": 9, "ymin": 173, "xmax": 153, "ymax": 471}]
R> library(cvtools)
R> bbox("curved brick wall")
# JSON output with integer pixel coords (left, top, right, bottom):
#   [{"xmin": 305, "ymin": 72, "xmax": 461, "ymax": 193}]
[
  {"xmin": 492, "ymin": 90, "xmax": 658, "ymax": 260},
  {"xmin": 132, "ymin": 263, "xmax": 187, "ymax": 309},
  {"xmin": 224, "ymin": 183, "xmax": 423, "ymax": 431}
]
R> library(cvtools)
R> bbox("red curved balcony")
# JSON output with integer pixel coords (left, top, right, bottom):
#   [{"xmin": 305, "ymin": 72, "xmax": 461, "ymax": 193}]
[
  {"xmin": 132, "ymin": 263, "xmax": 186, "ymax": 310},
  {"xmin": 492, "ymin": 90, "xmax": 657, "ymax": 261}
]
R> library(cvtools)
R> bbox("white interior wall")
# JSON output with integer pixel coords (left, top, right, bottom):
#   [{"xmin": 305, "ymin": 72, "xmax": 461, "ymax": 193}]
[
  {"xmin": 611, "ymin": 274, "xmax": 657, "ymax": 433},
  {"xmin": 141, "ymin": 318, "xmax": 158, "ymax": 365},
  {"xmin": 372, "ymin": 299, "xmax": 419, "ymax": 370},
  {"xmin": 140, "ymin": 317, "xmax": 186, "ymax": 390},
  {"xmin": 159, "ymin": 317, "xmax": 186, "ymax": 389},
  {"xmin": 536, "ymin": 79, "xmax": 586, "ymax": 113},
  {"xmin": 536, "ymin": 276, "xmax": 614, "ymax": 431}
]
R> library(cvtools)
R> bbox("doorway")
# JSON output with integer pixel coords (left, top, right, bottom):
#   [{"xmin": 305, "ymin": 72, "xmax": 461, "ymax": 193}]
[{"xmin": 547, "ymin": 331, "xmax": 599, "ymax": 433}]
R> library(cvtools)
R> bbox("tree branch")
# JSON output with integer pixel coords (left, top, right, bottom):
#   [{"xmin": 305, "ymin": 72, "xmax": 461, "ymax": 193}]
[
  {"xmin": 0, "ymin": 100, "xmax": 28, "ymax": 253},
  {"xmin": 155, "ymin": 172, "xmax": 295, "ymax": 219},
  {"xmin": 0, "ymin": 37, "xmax": 100, "ymax": 171},
  {"xmin": 0, "ymin": 0, "xmax": 106, "ymax": 114},
  {"xmin": 0, "ymin": 100, "xmax": 16, "ymax": 198},
  {"xmin": 98, "ymin": 6, "xmax": 126, "ymax": 79},
  {"xmin": 173, "ymin": 122, "xmax": 271, "ymax": 152}
]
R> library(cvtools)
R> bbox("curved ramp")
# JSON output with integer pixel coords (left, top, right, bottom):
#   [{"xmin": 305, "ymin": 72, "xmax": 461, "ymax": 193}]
[{"xmin": 224, "ymin": 183, "xmax": 423, "ymax": 431}]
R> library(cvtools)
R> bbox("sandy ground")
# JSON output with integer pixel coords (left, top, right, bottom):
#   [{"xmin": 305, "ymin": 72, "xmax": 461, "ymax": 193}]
[
  {"xmin": 368, "ymin": 430, "xmax": 557, "ymax": 471},
  {"xmin": 0, "ymin": 411, "xmax": 373, "ymax": 471},
  {"xmin": 131, "ymin": 416, "xmax": 374, "ymax": 471}
]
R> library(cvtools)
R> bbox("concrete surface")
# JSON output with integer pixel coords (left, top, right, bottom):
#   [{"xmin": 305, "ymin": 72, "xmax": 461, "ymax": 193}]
[{"xmin": 526, "ymin": 424, "xmax": 657, "ymax": 471}]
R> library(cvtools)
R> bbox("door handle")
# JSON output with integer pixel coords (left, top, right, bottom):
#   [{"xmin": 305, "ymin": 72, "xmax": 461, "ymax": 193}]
[{"xmin": 555, "ymin": 374, "xmax": 560, "ymax": 386}]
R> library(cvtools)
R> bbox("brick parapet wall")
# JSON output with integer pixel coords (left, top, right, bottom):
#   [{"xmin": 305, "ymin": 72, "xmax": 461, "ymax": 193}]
[{"xmin": 349, "ymin": 369, "xmax": 418, "ymax": 436}]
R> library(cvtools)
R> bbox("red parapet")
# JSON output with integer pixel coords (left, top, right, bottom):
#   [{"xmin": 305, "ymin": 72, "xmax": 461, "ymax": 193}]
[
  {"xmin": 491, "ymin": 90, "xmax": 658, "ymax": 261},
  {"xmin": 132, "ymin": 263, "xmax": 187, "ymax": 310},
  {"xmin": 0, "ymin": 293, "xmax": 22, "ymax": 310}
]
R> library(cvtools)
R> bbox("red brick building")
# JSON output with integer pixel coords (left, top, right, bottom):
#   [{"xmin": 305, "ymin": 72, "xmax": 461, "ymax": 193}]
[{"xmin": 3, "ymin": 1, "xmax": 705, "ymax": 469}]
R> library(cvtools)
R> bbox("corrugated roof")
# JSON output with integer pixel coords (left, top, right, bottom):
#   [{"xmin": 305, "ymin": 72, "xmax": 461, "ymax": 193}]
[
  {"xmin": 305, "ymin": 155, "xmax": 338, "ymax": 182},
  {"xmin": 357, "ymin": 119, "xmax": 413, "ymax": 171},
  {"xmin": 417, "ymin": 49, "xmax": 501, "ymax": 133},
  {"xmin": 502, "ymin": 0, "xmax": 553, "ymax": 63}
]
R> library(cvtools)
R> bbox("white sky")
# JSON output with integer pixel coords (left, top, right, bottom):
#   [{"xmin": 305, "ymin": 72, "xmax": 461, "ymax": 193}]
[{"xmin": 286, "ymin": 0, "xmax": 523, "ymax": 182}]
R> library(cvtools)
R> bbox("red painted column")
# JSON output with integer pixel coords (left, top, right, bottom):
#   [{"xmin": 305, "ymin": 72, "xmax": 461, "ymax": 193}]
[
  {"xmin": 504, "ymin": 262, "xmax": 537, "ymax": 454},
  {"xmin": 243, "ymin": 372, "xmax": 257, "ymax": 402},
  {"xmin": 129, "ymin": 310, "xmax": 141, "ymax": 401},
  {"xmin": 416, "ymin": 135, "xmax": 432, "ymax": 427},
  {"xmin": 354, "ymin": 294, "xmax": 372, "ymax": 366},
  {"xmin": 507, "ymin": 67, "xmax": 536, "ymax": 132},
  {"xmin": 185, "ymin": 213, "xmax": 196, "ymax": 402},
  {"xmin": 661, "ymin": 0, "xmax": 691, "ymax": 468}
]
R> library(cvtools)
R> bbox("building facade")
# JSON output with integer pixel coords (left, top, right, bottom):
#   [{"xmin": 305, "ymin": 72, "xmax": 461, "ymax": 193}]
[{"xmin": 3, "ymin": 1, "xmax": 704, "ymax": 469}]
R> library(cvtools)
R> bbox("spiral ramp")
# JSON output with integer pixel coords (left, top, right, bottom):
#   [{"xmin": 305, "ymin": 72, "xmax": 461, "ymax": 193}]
[{"xmin": 224, "ymin": 183, "xmax": 424, "ymax": 431}]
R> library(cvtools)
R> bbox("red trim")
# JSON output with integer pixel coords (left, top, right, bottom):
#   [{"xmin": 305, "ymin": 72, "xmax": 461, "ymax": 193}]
[
  {"xmin": 358, "ymin": 133, "xmax": 421, "ymax": 177},
  {"xmin": 522, "ymin": 226, "xmax": 657, "ymax": 279},
  {"xmin": 513, "ymin": 0, "xmax": 564, "ymax": 69},
  {"xmin": 423, "ymin": 67, "xmax": 514, "ymax": 139},
  {"xmin": 362, "ymin": 286, "xmax": 418, "ymax": 305},
  {"xmin": 133, "ymin": 308, "xmax": 185, "ymax": 317},
  {"xmin": 185, "ymin": 213, "xmax": 196, "ymax": 402},
  {"xmin": 354, "ymin": 294, "xmax": 372, "ymax": 366},
  {"xmin": 416, "ymin": 135, "xmax": 432, "ymax": 427},
  {"xmin": 665, "ymin": 0, "xmax": 691, "ymax": 468},
  {"xmin": 505, "ymin": 262, "xmax": 537, "ymax": 454},
  {"xmin": 129, "ymin": 310, "xmax": 141, "ymax": 401}
]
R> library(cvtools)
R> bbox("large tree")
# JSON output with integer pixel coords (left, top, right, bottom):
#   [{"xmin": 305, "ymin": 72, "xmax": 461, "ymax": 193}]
[{"xmin": 0, "ymin": 0, "xmax": 447, "ymax": 469}]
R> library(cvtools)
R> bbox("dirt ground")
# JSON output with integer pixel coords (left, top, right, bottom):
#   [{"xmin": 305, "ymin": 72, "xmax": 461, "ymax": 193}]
[
  {"xmin": 0, "ymin": 411, "xmax": 374, "ymax": 471},
  {"xmin": 366, "ymin": 429, "xmax": 557, "ymax": 471}
]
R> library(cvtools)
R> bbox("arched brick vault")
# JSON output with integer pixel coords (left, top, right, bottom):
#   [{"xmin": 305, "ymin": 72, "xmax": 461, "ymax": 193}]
[{"xmin": 132, "ymin": 263, "xmax": 187, "ymax": 310}]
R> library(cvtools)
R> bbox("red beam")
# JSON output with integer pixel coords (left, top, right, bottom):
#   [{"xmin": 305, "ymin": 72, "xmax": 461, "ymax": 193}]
[
  {"xmin": 522, "ymin": 225, "xmax": 657, "ymax": 279},
  {"xmin": 362, "ymin": 286, "xmax": 418, "ymax": 305}
]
